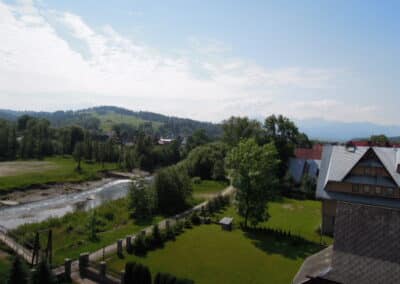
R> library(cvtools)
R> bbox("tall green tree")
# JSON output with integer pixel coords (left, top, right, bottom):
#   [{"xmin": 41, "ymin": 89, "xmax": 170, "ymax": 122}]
[
  {"xmin": 226, "ymin": 139, "xmax": 279, "ymax": 228},
  {"xmin": 222, "ymin": 116, "xmax": 263, "ymax": 146},
  {"xmin": 128, "ymin": 181, "xmax": 155, "ymax": 220},
  {"xmin": 154, "ymin": 165, "xmax": 192, "ymax": 215},
  {"xmin": 264, "ymin": 114, "xmax": 304, "ymax": 177},
  {"xmin": 73, "ymin": 142, "xmax": 84, "ymax": 171}
]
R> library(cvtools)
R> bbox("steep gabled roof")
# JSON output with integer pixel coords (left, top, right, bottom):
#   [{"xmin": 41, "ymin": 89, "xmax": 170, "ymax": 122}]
[{"xmin": 316, "ymin": 145, "xmax": 400, "ymax": 208}]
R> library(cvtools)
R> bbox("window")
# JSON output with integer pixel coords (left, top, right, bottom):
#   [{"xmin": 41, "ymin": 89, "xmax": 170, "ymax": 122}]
[
  {"xmin": 352, "ymin": 184, "xmax": 360, "ymax": 193},
  {"xmin": 386, "ymin": 188, "xmax": 394, "ymax": 196},
  {"xmin": 364, "ymin": 185, "xmax": 370, "ymax": 194},
  {"xmin": 376, "ymin": 186, "xmax": 381, "ymax": 194}
]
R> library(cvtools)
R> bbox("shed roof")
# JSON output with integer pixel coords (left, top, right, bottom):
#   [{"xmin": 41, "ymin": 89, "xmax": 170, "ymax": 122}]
[{"xmin": 219, "ymin": 217, "xmax": 233, "ymax": 225}]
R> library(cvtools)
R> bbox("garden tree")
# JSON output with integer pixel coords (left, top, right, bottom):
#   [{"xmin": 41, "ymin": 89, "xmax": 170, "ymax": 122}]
[
  {"xmin": 69, "ymin": 125, "xmax": 85, "ymax": 152},
  {"xmin": 153, "ymin": 165, "xmax": 193, "ymax": 215},
  {"xmin": 31, "ymin": 261, "xmax": 57, "ymax": 284},
  {"xmin": 301, "ymin": 175, "xmax": 317, "ymax": 199},
  {"xmin": 264, "ymin": 114, "xmax": 306, "ymax": 178},
  {"xmin": 17, "ymin": 114, "xmax": 31, "ymax": 131},
  {"xmin": 226, "ymin": 139, "xmax": 279, "ymax": 228},
  {"xmin": 87, "ymin": 210, "xmax": 99, "ymax": 241},
  {"xmin": 134, "ymin": 131, "xmax": 155, "ymax": 171},
  {"xmin": 296, "ymin": 132, "xmax": 313, "ymax": 148},
  {"xmin": 73, "ymin": 142, "xmax": 84, "ymax": 171},
  {"xmin": 7, "ymin": 256, "xmax": 29, "ymax": 284},
  {"xmin": 185, "ymin": 142, "xmax": 229, "ymax": 180},
  {"xmin": 128, "ymin": 181, "xmax": 155, "ymax": 220},
  {"xmin": 370, "ymin": 134, "xmax": 389, "ymax": 146},
  {"xmin": 222, "ymin": 116, "xmax": 263, "ymax": 146},
  {"xmin": 184, "ymin": 128, "xmax": 210, "ymax": 155}
]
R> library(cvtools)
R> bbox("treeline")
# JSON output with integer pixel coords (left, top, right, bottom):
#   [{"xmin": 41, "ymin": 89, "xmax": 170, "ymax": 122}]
[{"xmin": 0, "ymin": 106, "xmax": 223, "ymax": 139}]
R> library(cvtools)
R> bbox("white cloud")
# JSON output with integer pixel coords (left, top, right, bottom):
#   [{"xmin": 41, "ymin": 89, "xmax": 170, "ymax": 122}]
[{"xmin": 0, "ymin": 0, "xmax": 356, "ymax": 123}]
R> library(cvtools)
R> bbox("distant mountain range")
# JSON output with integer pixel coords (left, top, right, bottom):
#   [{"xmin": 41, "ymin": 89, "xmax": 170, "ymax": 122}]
[
  {"xmin": 1, "ymin": 107, "xmax": 399, "ymax": 142},
  {"xmin": 295, "ymin": 118, "xmax": 400, "ymax": 142},
  {"xmin": 0, "ymin": 106, "xmax": 222, "ymax": 138}
]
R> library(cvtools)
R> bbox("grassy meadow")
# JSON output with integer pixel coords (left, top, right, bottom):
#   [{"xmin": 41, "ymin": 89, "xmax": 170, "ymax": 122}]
[
  {"xmin": 11, "ymin": 198, "xmax": 163, "ymax": 266},
  {"xmin": 0, "ymin": 156, "xmax": 117, "ymax": 192},
  {"xmin": 105, "ymin": 198, "xmax": 330, "ymax": 284}
]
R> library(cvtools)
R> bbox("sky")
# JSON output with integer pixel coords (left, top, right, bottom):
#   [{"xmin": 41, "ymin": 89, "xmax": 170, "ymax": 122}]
[{"xmin": 0, "ymin": 0, "xmax": 399, "ymax": 124}]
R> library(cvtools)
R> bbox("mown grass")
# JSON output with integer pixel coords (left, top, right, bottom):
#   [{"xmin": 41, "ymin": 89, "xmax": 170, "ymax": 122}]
[
  {"xmin": 11, "ymin": 198, "xmax": 163, "ymax": 266},
  {"xmin": 107, "ymin": 224, "xmax": 322, "ymax": 284},
  {"xmin": 192, "ymin": 180, "xmax": 228, "ymax": 196},
  {"xmin": 216, "ymin": 198, "xmax": 332, "ymax": 244},
  {"xmin": 106, "ymin": 198, "xmax": 330, "ymax": 284},
  {"xmin": 0, "ymin": 156, "xmax": 117, "ymax": 192}
]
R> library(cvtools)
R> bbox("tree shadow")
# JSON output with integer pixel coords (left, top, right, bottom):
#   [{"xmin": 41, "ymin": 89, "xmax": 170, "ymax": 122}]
[{"xmin": 244, "ymin": 230, "xmax": 323, "ymax": 260}]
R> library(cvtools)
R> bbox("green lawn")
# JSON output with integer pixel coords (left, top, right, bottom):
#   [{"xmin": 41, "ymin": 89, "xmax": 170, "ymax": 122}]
[
  {"xmin": 192, "ymin": 180, "xmax": 228, "ymax": 196},
  {"xmin": 107, "ymin": 224, "xmax": 321, "ymax": 284},
  {"xmin": 106, "ymin": 198, "xmax": 331, "ymax": 284},
  {"xmin": 11, "ymin": 198, "xmax": 163, "ymax": 266},
  {"xmin": 0, "ymin": 258, "xmax": 10, "ymax": 283},
  {"xmin": 0, "ymin": 156, "xmax": 117, "ymax": 192},
  {"xmin": 216, "ymin": 198, "xmax": 332, "ymax": 244}
]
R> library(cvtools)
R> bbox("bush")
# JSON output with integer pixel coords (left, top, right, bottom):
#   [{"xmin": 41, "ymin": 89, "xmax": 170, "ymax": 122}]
[
  {"xmin": 124, "ymin": 262, "xmax": 152, "ymax": 284},
  {"xmin": 132, "ymin": 234, "xmax": 147, "ymax": 255},
  {"xmin": 190, "ymin": 212, "xmax": 201, "ymax": 225},
  {"xmin": 184, "ymin": 219, "xmax": 192, "ymax": 229},
  {"xmin": 151, "ymin": 224, "xmax": 163, "ymax": 247}
]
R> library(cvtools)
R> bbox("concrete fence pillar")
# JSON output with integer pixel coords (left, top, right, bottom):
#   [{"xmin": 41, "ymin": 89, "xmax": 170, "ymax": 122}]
[
  {"xmin": 120, "ymin": 270, "xmax": 126, "ymax": 284},
  {"xmin": 126, "ymin": 236, "xmax": 132, "ymax": 252},
  {"xmin": 64, "ymin": 258, "xmax": 72, "ymax": 280},
  {"xmin": 99, "ymin": 261, "xmax": 107, "ymax": 278},
  {"xmin": 79, "ymin": 252, "xmax": 89, "ymax": 276},
  {"xmin": 117, "ymin": 239, "xmax": 123, "ymax": 256}
]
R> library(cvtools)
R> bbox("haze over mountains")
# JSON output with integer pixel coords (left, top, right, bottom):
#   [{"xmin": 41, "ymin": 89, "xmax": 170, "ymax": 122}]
[{"xmin": 0, "ymin": 106, "xmax": 399, "ymax": 142}]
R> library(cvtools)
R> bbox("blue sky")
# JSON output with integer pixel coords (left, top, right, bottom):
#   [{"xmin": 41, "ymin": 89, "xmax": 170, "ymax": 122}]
[{"xmin": 0, "ymin": 0, "xmax": 399, "ymax": 124}]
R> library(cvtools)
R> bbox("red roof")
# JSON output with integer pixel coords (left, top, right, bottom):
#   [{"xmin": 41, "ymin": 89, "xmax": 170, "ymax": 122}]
[
  {"xmin": 295, "ymin": 144, "xmax": 323, "ymax": 160},
  {"xmin": 348, "ymin": 140, "xmax": 400, "ymax": 148}
]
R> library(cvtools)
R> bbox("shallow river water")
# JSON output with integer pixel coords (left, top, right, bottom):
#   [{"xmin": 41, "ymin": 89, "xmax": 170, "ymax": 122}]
[{"xmin": 0, "ymin": 179, "xmax": 134, "ymax": 230}]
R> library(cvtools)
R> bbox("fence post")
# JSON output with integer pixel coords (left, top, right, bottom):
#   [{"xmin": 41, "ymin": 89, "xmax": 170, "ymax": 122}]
[
  {"xmin": 120, "ymin": 270, "xmax": 126, "ymax": 284},
  {"xmin": 126, "ymin": 236, "xmax": 132, "ymax": 252},
  {"xmin": 99, "ymin": 261, "xmax": 107, "ymax": 279},
  {"xmin": 64, "ymin": 258, "xmax": 72, "ymax": 280},
  {"xmin": 79, "ymin": 252, "xmax": 89, "ymax": 276},
  {"xmin": 117, "ymin": 239, "xmax": 123, "ymax": 257}
]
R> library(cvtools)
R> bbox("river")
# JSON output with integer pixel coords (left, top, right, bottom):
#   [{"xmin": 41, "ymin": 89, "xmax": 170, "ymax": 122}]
[{"xmin": 0, "ymin": 179, "xmax": 138, "ymax": 230}]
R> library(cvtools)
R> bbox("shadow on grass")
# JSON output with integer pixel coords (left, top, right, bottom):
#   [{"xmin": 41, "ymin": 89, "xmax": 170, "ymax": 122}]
[{"xmin": 244, "ymin": 231, "xmax": 323, "ymax": 260}]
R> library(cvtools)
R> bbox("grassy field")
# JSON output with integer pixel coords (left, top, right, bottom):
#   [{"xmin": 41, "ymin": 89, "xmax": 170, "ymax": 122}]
[
  {"xmin": 11, "ymin": 198, "xmax": 163, "ymax": 266},
  {"xmin": 0, "ymin": 156, "xmax": 117, "ymax": 192},
  {"xmin": 107, "ymin": 224, "xmax": 322, "ymax": 284},
  {"xmin": 192, "ymin": 180, "xmax": 228, "ymax": 201},
  {"xmin": 105, "ymin": 198, "xmax": 331, "ymax": 284},
  {"xmin": 92, "ymin": 112, "xmax": 163, "ymax": 132},
  {"xmin": 216, "ymin": 198, "xmax": 332, "ymax": 244}
]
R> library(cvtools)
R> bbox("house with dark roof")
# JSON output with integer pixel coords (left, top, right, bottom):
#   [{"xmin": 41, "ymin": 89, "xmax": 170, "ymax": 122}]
[
  {"xmin": 293, "ymin": 145, "xmax": 400, "ymax": 284},
  {"xmin": 288, "ymin": 144, "xmax": 323, "ymax": 185},
  {"xmin": 317, "ymin": 145, "xmax": 400, "ymax": 235}
]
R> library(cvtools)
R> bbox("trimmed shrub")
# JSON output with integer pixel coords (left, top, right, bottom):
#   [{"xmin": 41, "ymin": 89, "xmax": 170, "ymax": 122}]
[
  {"xmin": 190, "ymin": 212, "xmax": 201, "ymax": 225},
  {"xmin": 133, "ymin": 234, "xmax": 147, "ymax": 255}
]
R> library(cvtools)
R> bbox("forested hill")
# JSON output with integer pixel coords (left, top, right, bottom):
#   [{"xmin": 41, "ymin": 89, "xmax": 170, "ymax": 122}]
[{"xmin": 0, "ymin": 106, "xmax": 222, "ymax": 138}]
